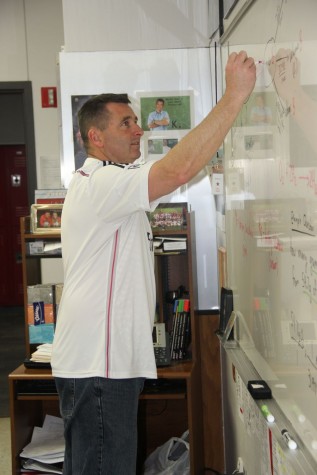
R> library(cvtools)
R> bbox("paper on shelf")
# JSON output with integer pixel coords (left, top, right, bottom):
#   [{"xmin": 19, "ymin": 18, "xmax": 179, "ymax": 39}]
[
  {"xmin": 20, "ymin": 415, "xmax": 65, "ymax": 464},
  {"xmin": 44, "ymin": 243, "xmax": 62, "ymax": 252},
  {"xmin": 22, "ymin": 458, "xmax": 62, "ymax": 474},
  {"xmin": 31, "ymin": 343, "xmax": 53, "ymax": 362}
]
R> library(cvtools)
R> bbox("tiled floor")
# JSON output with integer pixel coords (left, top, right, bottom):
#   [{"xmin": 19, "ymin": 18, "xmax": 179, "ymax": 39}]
[{"xmin": 0, "ymin": 418, "xmax": 11, "ymax": 475}]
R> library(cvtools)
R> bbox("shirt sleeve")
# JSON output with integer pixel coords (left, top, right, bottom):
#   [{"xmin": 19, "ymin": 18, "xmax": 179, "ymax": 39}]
[{"xmin": 88, "ymin": 160, "xmax": 159, "ymax": 222}]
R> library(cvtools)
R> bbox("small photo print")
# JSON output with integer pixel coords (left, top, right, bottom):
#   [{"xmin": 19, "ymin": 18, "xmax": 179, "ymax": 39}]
[
  {"xmin": 138, "ymin": 92, "xmax": 194, "ymax": 132},
  {"xmin": 244, "ymin": 133, "xmax": 274, "ymax": 151},
  {"xmin": 147, "ymin": 138, "xmax": 178, "ymax": 155},
  {"xmin": 31, "ymin": 204, "xmax": 63, "ymax": 233},
  {"xmin": 234, "ymin": 91, "xmax": 276, "ymax": 127}
]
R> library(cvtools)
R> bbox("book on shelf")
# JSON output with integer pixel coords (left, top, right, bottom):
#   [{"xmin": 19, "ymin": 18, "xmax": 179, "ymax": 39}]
[
  {"xmin": 154, "ymin": 237, "xmax": 187, "ymax": 253},
  {"xmin": 170, "ymin": 299, "xmax": 191, "ymax": 360},
  {"xmin": 163, "ymin": 240, "xmax": 186, "ymax": 252},
  {"xmin": 170, "ymin": 299, "xmax": 182, "ymax": 360},
  {"xmin": 35, "ymin": 189, "xmax": 67, "ymax": 204}
]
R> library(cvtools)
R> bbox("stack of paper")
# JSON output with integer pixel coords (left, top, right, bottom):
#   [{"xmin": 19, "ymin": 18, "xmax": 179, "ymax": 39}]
[
  {"xmin": 30, "ymin": 344, "xmax": 53, "ymax": 363},
  {"xmin": 43, "ymin": 242, "xmax": 62, "ymax": 255},
  {"xmin": 20, "ymin": 415, "xmax": 64, "ymax": 473},
  {"xmin": 22, "ymin": 458, "xmax": 62, "ymax": 474}
]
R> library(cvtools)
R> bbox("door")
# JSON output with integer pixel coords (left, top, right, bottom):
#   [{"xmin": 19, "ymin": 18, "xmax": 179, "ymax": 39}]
[
  {"xmin": 0, "ymin": 146, "xmax": 29, "ymax": 305},
  {"xmin": 0, "ymin": 83, "xmax": 36, "ymax": 306}
]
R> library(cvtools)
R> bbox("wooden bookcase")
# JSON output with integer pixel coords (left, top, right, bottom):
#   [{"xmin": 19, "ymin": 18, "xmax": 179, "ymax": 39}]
[
  {"xmin": 19, "ymin": 216, "xmax": 62, "ymax": 358},
  {"xmin": 9, "ymin": 212, "xmax": 204, "ymax": 474}
]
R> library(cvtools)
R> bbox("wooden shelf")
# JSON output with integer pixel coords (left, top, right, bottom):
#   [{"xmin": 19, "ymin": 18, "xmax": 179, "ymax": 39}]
[
  {"xmin": 9, "ymin": 360, "xmax": 193, "ymax": 381},
  {"xmin": 153, "ymin": 229, "xmax": 188, "ymax": 237},
  {"xmin": 17, "ymin": 395, "xmax": 59, "ymax": 401},
  {"xmin": 157, "ymin": 360, "xmax": 193, "ymax": 379},
  {"xmin": 23, "ymin": 232, "xmax": 61, "ymax": 240}
]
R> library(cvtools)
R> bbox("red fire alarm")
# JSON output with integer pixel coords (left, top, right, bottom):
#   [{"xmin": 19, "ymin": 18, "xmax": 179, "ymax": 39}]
[{"xmin": 41, "ymin": 87, "xmax": 57, "ymax": 108}]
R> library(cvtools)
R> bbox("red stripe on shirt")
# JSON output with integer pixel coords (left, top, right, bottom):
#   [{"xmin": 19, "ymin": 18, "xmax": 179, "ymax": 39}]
[{"xmin": 77, "ymin": 170, "xmax": 90, "ymax": 177}]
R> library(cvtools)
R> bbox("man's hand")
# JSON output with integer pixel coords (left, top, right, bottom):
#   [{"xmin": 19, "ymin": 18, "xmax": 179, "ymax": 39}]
[{"xmin": 225, "ymin": 50, "xmax": 256, "ymax": 104}]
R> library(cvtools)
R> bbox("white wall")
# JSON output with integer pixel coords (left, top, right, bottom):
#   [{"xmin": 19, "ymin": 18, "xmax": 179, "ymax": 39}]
[
  {"xmin": 0, "ymin": 0, "xmax": 28, "ymax": 79},
  {"xmin": 62, "ymin": 0, "xmax": 210, "ymax": 52},
  {"xmin": 0, "ymin": 0, "xmax": 64, "ymax": 189},
  {"xmin": 24, "ymin": 0, "xmax": 64, "ymax": 181}
]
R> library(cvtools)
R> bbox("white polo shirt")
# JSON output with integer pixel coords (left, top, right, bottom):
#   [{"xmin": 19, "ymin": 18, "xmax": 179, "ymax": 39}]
[{"xmin": 51, "ymin": 157, "xmax": 159, "ymax": 379}]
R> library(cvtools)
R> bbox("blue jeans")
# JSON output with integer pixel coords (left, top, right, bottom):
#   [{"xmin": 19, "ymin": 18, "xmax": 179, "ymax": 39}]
[{"xmin": 55, "ymin": 377, "xmax": 145, "ymax": 475}]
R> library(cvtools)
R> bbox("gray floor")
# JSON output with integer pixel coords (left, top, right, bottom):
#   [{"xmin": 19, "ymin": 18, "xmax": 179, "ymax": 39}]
[{"xmin": 0, "ymin": 307, "xmax": 25, "ymax": 417}]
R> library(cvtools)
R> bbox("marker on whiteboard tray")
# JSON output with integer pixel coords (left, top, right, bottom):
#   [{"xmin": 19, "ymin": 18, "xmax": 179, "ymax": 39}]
[
  {"xmin": 261, "ymin": 404, "xmax": 275, "ymax": 423},
  {"xmin": 282, "ymin": 429, "xmax": 297, "ymax": 450}
]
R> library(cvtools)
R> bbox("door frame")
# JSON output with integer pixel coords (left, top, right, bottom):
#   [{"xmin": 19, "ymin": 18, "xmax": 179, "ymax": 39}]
[{"xmin": 0, "ymin": 81, "xmax": 37, "ymax": 206}]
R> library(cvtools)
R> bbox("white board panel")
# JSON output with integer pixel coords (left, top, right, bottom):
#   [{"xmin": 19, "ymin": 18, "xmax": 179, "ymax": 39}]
[{"xmin": 222, "ymin": 0, "xmax": 317, "ymax": 468}]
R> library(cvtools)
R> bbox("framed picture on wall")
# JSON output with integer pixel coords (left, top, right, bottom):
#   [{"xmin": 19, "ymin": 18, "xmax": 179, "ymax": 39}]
[
  {"xmin": 137, "ymin": 91, "xmax": 194, "ymax": 134},
  {"xmin": 149, "ymin": 202, "xmax": 188, "ymax": 231},
  {"xmin": 31, "ymin": 204, "xmax": 63, "ymax": 233},
  {"xmin": 144, "ymin": 130, "xmax": 188, "ymax": 162}
]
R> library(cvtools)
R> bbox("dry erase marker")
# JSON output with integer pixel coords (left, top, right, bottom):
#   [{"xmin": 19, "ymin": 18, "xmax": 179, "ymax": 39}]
[
  {"xmin": 282, "ymin": 429, "xmax": 297, "ymax": 450},
  {"xmin": 261, "ymin": 404, "xmax": 275, "ymax": 423}
]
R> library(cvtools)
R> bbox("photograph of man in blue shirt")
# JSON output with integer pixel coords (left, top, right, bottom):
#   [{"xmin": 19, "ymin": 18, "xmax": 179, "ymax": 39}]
[{"xmin": 147, "ymin": 98, "xmax": 170, "ymax": 131}]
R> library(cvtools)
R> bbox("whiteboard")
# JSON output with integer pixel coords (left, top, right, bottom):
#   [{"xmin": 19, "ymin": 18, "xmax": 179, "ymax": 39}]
[{"xmin": 222, "ymin": 0, "xmax": 317, "ymax": 465}]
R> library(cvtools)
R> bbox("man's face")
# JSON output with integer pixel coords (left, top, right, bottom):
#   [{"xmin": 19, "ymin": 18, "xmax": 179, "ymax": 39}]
[
  {"xmin": 156, "ymin": 101, "xmax": 164, "ymax": 112},
  {"xmin": 98, "ymin": 103, "xmax": 144, "ymax": 163}
]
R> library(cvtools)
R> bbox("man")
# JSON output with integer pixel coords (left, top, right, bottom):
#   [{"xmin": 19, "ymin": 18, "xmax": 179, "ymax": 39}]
[
  {"xmin": 51, "ymin": 50, "xmax": 256, "ymax": 475},
  {"xmin": 147, "ymin": 98, "xmax": 170, "ymax": 130}
]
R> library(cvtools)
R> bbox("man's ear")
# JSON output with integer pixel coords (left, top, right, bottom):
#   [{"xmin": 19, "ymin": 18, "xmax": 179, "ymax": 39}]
[{"xmin": 88, "ymin": 128, "xmax": 103, "ymax": 147}]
